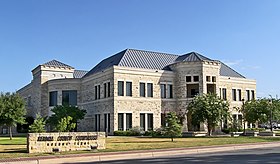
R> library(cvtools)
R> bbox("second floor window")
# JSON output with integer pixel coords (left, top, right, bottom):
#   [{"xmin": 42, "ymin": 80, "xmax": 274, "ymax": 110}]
[
  {"xmin": 118, "ymin": 81, "xmax": 124, "ymax": 96},
  {"xmin": 167, "ymin": 84, "xmax": 173, "ymax": 98},
  {"xmin": 147, "ymin": 83, "xmax": 153, "ymax": 97},
  {"xmin": 140, "ymin": 83, "xmax": 145, "ymax": 97},
  {"xmin": 222, "ymin": 88, "xmax": 227, "ymax": 100},
  {"xmin": 62, "ymin": 90, "xmax": 77, "ymax": 106},
  {"xmin": 126, "ymin": 82, "xmax": 132, "ymax": 96},
  {"xmin": 160, "ymin": 84, "xmax": 166, "ymax": 98},
  {"xmin": 232, "ymin": 89, "xmax": 237, "ymax": 101}
]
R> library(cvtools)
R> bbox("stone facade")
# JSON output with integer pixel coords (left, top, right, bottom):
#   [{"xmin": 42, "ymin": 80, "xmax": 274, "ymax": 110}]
[{"xmin": 17, "ymin": 50, "xmax": 257, "ymax": 135}]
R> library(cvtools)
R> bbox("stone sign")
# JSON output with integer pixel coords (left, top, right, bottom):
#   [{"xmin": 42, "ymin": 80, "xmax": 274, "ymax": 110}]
[{"xmin": 27, "ymin": 132, "xmax": 105, "ymax": 153}]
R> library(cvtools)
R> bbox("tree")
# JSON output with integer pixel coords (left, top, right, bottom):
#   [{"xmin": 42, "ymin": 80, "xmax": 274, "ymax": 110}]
[
  {"xmin": 29, "ymin": 114, "xmax": 46, "ymax": 133},
  {"xmin": 163, "ymin": 112, "xmax": 182, "ymax": 141},
  {"xmin": 242, "ymin": 98, "xmax": 280, "ymax": 131},
  {"xmin": 187, "ymin": 93, "xmax": 230, "ymax": 136},
  {"xmin": 47, "ymin": 105, "xmax": 86, "ymax": 132},
  {"xmin": 0, "ymin": 92, "xmax": 26, "ymax": 140},
  {"xmin": 55, "ymin": 116, "xmax": 76, "ymax": 132}
]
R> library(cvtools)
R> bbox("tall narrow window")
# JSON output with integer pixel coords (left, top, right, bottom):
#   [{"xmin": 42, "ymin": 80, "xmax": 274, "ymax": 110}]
[
  {"xmin": 147, "ymin": 83, "xmax": 153, "ymax": 97},
  {"xmin": 126, "ymin": 82, "xmax": 132, "ymax": 96},
  {"xmin": 140, "ymin": 114, "xmax": 145, "ymax": 131},
  {"xmin": 49, "ymin": 91, "xmax": 57, "ymax": 106},
  {"xmin": 95, "ymin": 114, "xmax": 100, "ymax": 132},
  {"xmin": 147, "ymin": 114, "xmax": 153, "ymax": 131},
  {"xmin": 95, "ymin": 86, "xmax": 98, "ymax": 99},
  {"xmin": 167, "ymin": 84, "xmax": 173, "ymax": 98},
  {"xmin": 104, "ymin": 113, "xmax": 110, "ymax": 133},
  {"xmin": 62, "ymin": 90, "xmax": 77, "ymax": 106},
  {"xmin": 246, "ymin": 90, "xmax": 250, "ymax": 101},
  {"xmin": 118, "ymin": 81, "xmax": 124, "ymax": 96},
  {"xmin": 238, "ymin": 89, "xmax": 242, "ymax": 101},
  {"xmin": 222, "ymin": 88, "xmax": 227, "ymax": 100},
  {"xmin": 107, "ymin": 82, "xmax": 111, "ymax": 97},
  {"xmin": 232, "ymin": 89, "xmax": 237, "ymax": 101},
  {"xmin": 104, "ymin": 83, "xmax": 107, "ymax": 98},
  {"xmin": 140, "ymin": 83, "xmax": 145, "ymax": 97},
  {"xmin": 251, "ymin": 90, "xmax": 255, "ymax": 100},
  {"xmin": 97, "ymin": 85, "xmax": 100, "ymax": 99},
  {"xmin": 126, "ymin": 113, "xmax": 132, "ymax": 130},
  {"xmin": 160, "ymin": 84, "xmax": 166, "ymax": 98},
  {"xmin": 118, "ymin": 113, "xmax": 124, "ymax": 131}
]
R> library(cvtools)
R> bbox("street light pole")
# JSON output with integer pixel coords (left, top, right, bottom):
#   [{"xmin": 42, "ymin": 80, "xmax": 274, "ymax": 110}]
[{"xmin": 269, "ymin": 99, "xmax": 273, "ymax": 132}]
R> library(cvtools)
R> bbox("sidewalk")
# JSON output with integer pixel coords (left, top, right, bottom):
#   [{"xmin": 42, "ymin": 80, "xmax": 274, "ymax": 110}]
[{"xmin": 1, "ymin": 141, "xmax": 280, "ymax": 164}]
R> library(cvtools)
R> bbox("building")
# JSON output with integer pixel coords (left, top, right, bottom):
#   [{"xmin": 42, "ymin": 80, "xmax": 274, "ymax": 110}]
[{"xmin": 17, "ymin": 49, "xmax": 256, "ymax": 134}]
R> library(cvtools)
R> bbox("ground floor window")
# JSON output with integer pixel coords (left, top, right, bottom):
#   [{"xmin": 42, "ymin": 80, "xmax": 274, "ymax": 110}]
[
  {"xmin": 118, "ymin": 113, "xmax": 132, "ymax": 131},
  {"xmin": 95, "ymin": 114, "xmax": 100, "ymax": 131},
  {"xmin": 140, "ymin": 113, "xmax": 153, "ymax": 131},
  {"xmin": 104, "ymin": 113, "xmax": 110, "ymax": 133}
]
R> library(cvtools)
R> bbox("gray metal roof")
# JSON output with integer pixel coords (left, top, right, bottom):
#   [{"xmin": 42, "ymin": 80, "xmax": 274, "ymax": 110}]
[
  {"xmin": 42, "ymin": 60, "xmax": 74, "ymax": 69},
  {"xmin": 84, "ymin": 49, "xmax": 246, "ymax": 79},
  {"xmin": 220, "ymin": 62, "xmax": 245, "ymax": 78},
  {"xmin": 74, "ymin": 70, "xmax": 88, "ymax": 78},
  {"xmin": 176, "ymin": 52, "xmax": 213, "ymax": 62}
]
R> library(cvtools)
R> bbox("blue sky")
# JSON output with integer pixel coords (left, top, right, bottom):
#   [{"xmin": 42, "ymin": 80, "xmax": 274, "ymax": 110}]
[{"xmin": 0, "ymin": 0, "xmax": 279, "ymax": 98}]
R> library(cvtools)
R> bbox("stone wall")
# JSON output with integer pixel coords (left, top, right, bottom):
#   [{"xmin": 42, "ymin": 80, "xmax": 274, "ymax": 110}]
[{"xmin": 27, "ymin": 132, "xmax": 105, "ymax": 153}]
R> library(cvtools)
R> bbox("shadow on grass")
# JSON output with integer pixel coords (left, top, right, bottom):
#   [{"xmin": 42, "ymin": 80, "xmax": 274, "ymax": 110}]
[
  {"xmin": 111, "ymin": 140, "xmax": 175, "ymax": 143},
  {"xmin": 0, "ymin": 148, "xmax": 27, "ymax": 153}
]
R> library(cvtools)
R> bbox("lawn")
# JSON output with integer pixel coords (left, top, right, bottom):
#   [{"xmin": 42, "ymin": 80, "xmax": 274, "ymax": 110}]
[{"xmin": 1, "ymin": 136, "xmax": 280, "ymax": 159}]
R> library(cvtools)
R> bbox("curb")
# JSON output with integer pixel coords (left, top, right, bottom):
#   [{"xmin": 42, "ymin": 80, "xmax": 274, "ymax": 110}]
[{"xmin": 1, "ymin": 142, "xmax": 280, "ymax": 164}]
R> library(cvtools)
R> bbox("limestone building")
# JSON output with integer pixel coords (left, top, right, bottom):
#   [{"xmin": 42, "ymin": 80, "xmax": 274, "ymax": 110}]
[{"xmin": 18, "ymin": 49, "xmax": 256, "ymax": 134}]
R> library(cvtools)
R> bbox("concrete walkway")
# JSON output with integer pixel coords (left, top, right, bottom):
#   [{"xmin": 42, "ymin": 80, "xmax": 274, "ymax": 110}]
[{"xmin": 1, "ymin": 142, "xmax": 280, "ymax": 164}]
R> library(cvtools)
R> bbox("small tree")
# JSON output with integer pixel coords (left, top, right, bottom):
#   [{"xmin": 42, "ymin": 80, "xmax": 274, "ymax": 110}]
[
  {"xmin": 55, "ymin": 116, "xmax": 76, "ymax": 132},
  {"xmin": 0, "ymin": 92, "xmax": 26, "ymax": 140},
  {"xmin": 188, "ymin": 93, "xmax": 230, "ymax": 136},
  {"xmin": 47, "ymin": 105, "xmax": 86, "ymax": 132},
  {"xmin": 163, "ymin": 112, "xmax": 182, "ymax": 142},
  {"xmin": 29, "ymin": 114, "xmax": 46, "ymax": 133}
]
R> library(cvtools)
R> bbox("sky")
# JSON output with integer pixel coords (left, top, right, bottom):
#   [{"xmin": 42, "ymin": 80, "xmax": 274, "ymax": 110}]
[{"xmin": 0, "ymin": 0, "xmax": 279, "ymax": 98}]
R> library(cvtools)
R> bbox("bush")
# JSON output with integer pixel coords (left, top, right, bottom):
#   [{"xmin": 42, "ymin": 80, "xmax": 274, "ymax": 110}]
[{"xmin": 222, "ymin": 127, "xmax": 243, "ymax": 134}]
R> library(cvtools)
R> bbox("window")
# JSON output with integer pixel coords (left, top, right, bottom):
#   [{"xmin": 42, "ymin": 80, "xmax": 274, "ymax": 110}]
[
  {"xmin": 147, "ymin": 83, "xmax": 153, "ymax": 97},
  {"xmin": 107, "ymin": 82, "xmax": 111, "ymax": 97},
  {"xmin": 160, "ymin": 84, "xmax": 166, "ymax": 98},
  {"xmin": 126, "ymin": 82, "xmax": 132, "ymax": 96},
  {"xmin": 104, "ymin": 83, "xmax": 107, "ymax": 98},
  {"xmin": 186, "ymin": 76, "xmax": 192, "ymax": 82},
  {"xmin": 62, "ymin": 90, "xmax": 77, "ymax": 106},
  {"xmin": 140, "ymin": 83, "xmax": 145, "ymax": 97},
  {"xmin": 118, "ymin": 113, "xmax": 124, "ymax": 131},
  {"xmin": 95, "ymin": 85, "xmax": 100, "ymax": 99},
  {"xmin": 237, "ymin": 89, "xmax": 242, "ymax": 101},
  {"xmin": 167, "ymin": 84, "xmax": 173, "ymax": 98},
  {"xmin": 49, "ymin": 91, "xmax": 57, "ymax": 106},
  {"xmin": 232, "ymin": 89, "xmax": 237, "ymax": 101},
  {"xmin": 118, "ymin": 81, "xmax": 124, "ymax": 96},
  {"xmin": 222, "ymin": 88, "xmax": 227, "ymax": 100},
  {"xmin": 212, "ymin": 76, "xmax": 216, "ymax": 82},
  {"xmin": 140, "ymin": 114, "xmax": 145, "ymax": 131},
  {"xmin": 206, "ymin": 76, "xmax": 211, "ymax": 82},
  {"xmin": 246, "ymin": 90, "xmax": 250, "ymax": 101},
  {"xmin": 251, "ymin": 90, "xmax": 255, "ymax": 100},
  {"xmin": 95, "ymin": 114, "xmax": 100, "ymax": 132},
  {"xmin": 148, "ymin": 114, "xmax": 153, "ymax": 131},
  {"xmin": 104, "ymin": 113, "xmax": 110, "ymax": 133},
  {"xmin": 193, "ymin": 76, "xmax": 199, "ymax": 82},
  {"xmin": 126, "ymin": 113, "xmax": 132, "ymax": 130}
]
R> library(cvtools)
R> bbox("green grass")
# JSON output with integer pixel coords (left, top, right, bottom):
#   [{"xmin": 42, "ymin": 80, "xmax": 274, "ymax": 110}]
[{"xmin": 1, "ymin": 136, "xmax": 280, "ymax": 159}]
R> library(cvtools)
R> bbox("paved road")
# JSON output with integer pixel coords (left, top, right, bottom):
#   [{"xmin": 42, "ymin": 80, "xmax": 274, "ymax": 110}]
[{"xmin": 69, "ymin": 147, "xmax": 280, "ymax": 164}]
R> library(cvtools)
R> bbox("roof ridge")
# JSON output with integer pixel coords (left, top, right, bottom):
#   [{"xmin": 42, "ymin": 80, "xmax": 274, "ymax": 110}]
[{"xmin": 126, "ymin": 48, "xmax": 179, "ymax": 57}]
